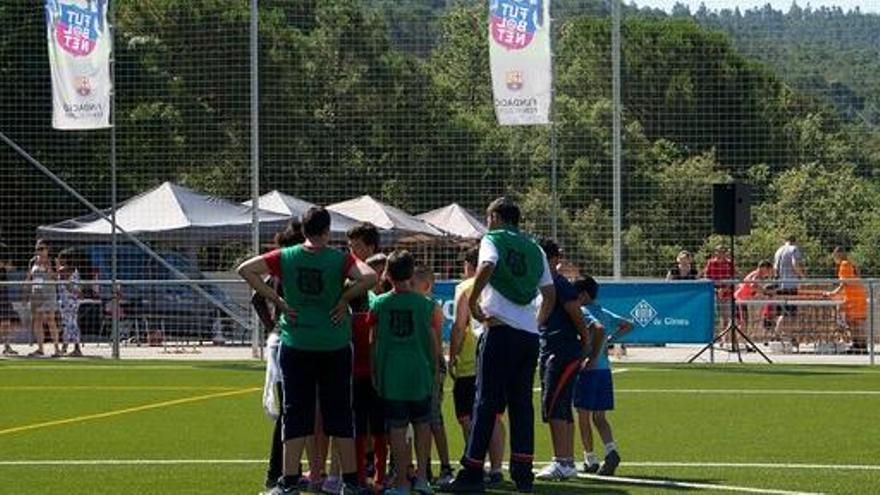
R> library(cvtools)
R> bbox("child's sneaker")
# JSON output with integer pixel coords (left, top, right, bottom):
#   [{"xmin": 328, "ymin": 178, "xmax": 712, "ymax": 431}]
[
  {"xmin": 484, "ymin": 470, "xmax": 503, "ymax": 485},
  {"xmin": 267, "ymin": 476, "xmax": 300, "ymax": 495},
  {"xmin": 321, "ymin": 476, "xmax": 343, "ymax": 494},
  {"xmin": 436, "ymin": 465, "xmax": 455, "ymax": 487},
  {"xmin": 597, "ymin": 450, "xmax": 620, "ymax": 476},
  {"xmin": 535, "ymin": 460, "xmax": 576, "ymax": 481},
  {"xmin": 437, "ymin": 468, "xmax": 484, "ymax": 493},
  {"xmin": 413, "ymin": 478, "xmax": 434, "ymax": 494}
]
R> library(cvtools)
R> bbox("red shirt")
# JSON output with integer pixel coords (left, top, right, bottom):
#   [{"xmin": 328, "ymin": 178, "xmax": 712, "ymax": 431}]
[
  {"xmin": 704, "ymin": 256, "xmax": 734, "ymax": 299},
  {"xmin": 261, "ymin": 247, "xmax": 356, "ymax": 280},
  {"xmin": 352, "ymin": 312, "xmax": 373, "ymax": 378}
]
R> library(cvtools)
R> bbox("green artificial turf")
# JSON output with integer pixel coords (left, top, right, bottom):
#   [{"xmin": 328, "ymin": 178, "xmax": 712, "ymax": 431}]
[{"xmin": 1, "ymin": 359, "xmax": 878, "ymax": 494}]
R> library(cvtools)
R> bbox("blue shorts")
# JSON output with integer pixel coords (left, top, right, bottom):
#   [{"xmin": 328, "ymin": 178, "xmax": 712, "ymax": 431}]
[{"xmin": 573, "ymin": 368, "xmax": 614, "ymax": 411}]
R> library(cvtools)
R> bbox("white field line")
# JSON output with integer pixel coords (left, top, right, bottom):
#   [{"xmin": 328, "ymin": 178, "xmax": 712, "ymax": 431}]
[
  {"xmin": 531, "ymin": 368, "xmax": 628, "ymax": 392},
  {"xmin": 1, "ymin": 459, "xmax": 877, "ymax": 471},
  {"xmin": 578, "ymin": 473, "xmax": 822, "ymax": 495},
  {"xmin": 617, "ymin": 389, "xmax": 880, "ymax": 396},
  {"xmin": 625, "ymin": 461, "xmax": 880, "ymax": 471},
  {"xmin": 0, "ymin": 365, "xmax": 201, "ymax": 370},
  {"xmin": 0, "ymin": 386, "xmax": 238, "ymax": 391},
  {"xmin": 531, "ymin": 386, "xmax": 880, "ymax": 395}
]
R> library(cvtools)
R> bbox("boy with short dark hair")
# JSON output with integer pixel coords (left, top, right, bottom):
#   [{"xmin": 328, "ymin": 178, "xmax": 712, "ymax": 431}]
[
  {"xmin": 369, "ymin": 251, "xmax": 442, "ymax": 495},
  {"xmin": 572, "ymin": 276, "xmax": 633, "ymax": 476},
  {"xmin": 238, "ymin": 207, "xmax": 377, "ymax": 495},
  {"xmin": 346, "ymin": 222, "xmax": 388, "ymax": 489},
  {"xmin": 535, "ymin": 239, "xmax": 597, "ymax": 481}
]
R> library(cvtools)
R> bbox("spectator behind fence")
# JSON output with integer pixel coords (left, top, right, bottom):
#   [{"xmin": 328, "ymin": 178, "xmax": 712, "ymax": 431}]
[
  {"xmin": 773, "ymin": 235, "xmax": 805, "ymax": 338},
  {"xmin": 666, "ymin": 250, "xmax": 698, "ymax": 280},
  {"xmin": 824, "ymin": 247, "xmax": 868, "ymax": 352},
  {"xmin": 26, "ymin": 240, "xmax": 61, "ymax": 357},
  {"xmin": 703, "ymin": 245, "xmax": 735, "ymax": 330},
  {"xmin": 56, "ymin": 248, "xmax": 82, "ymax": 357},
  {"xmin": 734, "ymin": 260, "xmax": 775, "ymax": 328},
  {"xmin": 0, "ymin": 243, "xmax": 18, "ymax": 356}
]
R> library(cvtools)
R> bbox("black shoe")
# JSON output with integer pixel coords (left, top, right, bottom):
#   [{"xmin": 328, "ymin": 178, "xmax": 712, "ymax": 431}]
[
  {"xmin": 266, "ymin": 476, "xmax": 299, "ymax": 495},
  {"xmin": 597, "ymin": 450, "xmax": 620, "ymax": 476},
  {"xmin": 510, "ymin": 462, "xmax": 534, "ymax": 493},
  {"xmin": 582, "ymin": 462, "xmax": 600, "ymax": 474},
  {"xmin": 365, "ymin": 455, "xmax": 376, "ymax": 478},
  {"xmin": 438, "ymin": 468, "xmax": 485, "ymax": 493},
  {"xmin": 484, "ymin": 470, "xmax": 503, "ymax": 485}
]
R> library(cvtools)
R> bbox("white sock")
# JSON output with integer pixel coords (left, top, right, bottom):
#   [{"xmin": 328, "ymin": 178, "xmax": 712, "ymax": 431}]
[
  {"xmin": 584, "ymin": 452, "xmax": 600, "ymax": 466},
  {"xmin": 605, "ymin": 442, "xmax": 618, "ymax": 454}
]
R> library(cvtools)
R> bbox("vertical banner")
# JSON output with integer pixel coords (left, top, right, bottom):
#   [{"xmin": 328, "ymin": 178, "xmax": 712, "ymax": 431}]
[
  {"xmin": 489, "ymin": 0, "xmax": 552, "ymax": 126},
  {"xmin": 45, "ymin": 0, "xmax": 112, "ymax": 130}
]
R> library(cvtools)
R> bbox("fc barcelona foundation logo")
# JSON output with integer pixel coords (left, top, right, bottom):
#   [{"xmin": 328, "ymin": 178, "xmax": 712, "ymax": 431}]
[
  {"xmin": 389, "ymin": 310, "xmax": 414, "ymax": 338},
  {"xmin": 506, "ymin": 70, "xmax": 524, "ymax": 91},
  {"xmin": 296, "ymin": 268, "xmax": 324, "ymax": 296}
]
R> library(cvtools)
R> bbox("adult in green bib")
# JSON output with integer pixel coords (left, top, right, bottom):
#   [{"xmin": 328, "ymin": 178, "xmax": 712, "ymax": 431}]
[
  {"xmin": 442, "ymin": 197, "xmax": 556, "ymax": 494},
  {"xmin": 238, "ymin": 207, "xmax": 377, "ymax": 495}
]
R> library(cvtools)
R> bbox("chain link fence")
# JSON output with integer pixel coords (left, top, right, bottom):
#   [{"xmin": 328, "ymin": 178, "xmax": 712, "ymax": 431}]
[{"xmin": 2, "ymin": 1, "xmax": 878, "ymax": 362}]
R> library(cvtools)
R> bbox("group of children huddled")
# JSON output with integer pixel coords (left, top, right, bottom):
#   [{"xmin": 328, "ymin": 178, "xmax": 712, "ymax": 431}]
[
  {"xmin": 0, "ymin": 240, "xmax": 82, "ymax": 358},
  {"xmin": 243, "ymin": 200, "xmax": 633, "ymax": 495}
]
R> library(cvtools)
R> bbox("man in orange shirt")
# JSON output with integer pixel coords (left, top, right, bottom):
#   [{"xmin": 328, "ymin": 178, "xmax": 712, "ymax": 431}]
[{"xmin": 824, "ymin": 247, "xmax": 868, "ymax": 352}]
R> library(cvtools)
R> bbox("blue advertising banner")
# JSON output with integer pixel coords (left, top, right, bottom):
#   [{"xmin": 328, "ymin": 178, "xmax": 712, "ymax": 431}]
[
  {"xmin": 433, "ymin": 280, "xmax": 714, "ymax": 344},
  {"xmin": 597, "ymin": 281, "xmax": 715, "ymax": 344},
  {"xmin": 433, "ymin": 281, "xmax": 458, "ymax": 342}
]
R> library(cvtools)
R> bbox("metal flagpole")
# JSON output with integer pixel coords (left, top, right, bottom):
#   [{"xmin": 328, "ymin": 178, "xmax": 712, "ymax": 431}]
[
  {"xmin": 611, "ymin": 0, "xmax": 623, "ymax": 280},
  {"xmin": 109, "ymin": 0, "xmax": 119, "ymax": 359},
  {"xmin": 249, "ymin": 0, "xmax": 261, "ymax": 358}
]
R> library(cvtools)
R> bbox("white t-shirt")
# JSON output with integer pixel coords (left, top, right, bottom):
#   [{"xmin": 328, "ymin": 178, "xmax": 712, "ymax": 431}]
[
  {"xmin": 262, "ymin": 333, "xmax": 283, "ymax": 420},
  {"xmin": 477, "ymin": 236, "xmax": 553, "ymax": 334}
]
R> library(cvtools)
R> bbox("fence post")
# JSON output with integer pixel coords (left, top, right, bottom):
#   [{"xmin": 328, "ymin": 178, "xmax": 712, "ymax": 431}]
[
  {"xmin": 611, "ymin": 0, "xmax": 622, "ymax": 280},
  {"xmin": 250, "ymin": 0, "xmax": 262, "ymax": 360},
  {"xmin": 870, "ymin": 282, "xmax": 875, "ymax": 366}
]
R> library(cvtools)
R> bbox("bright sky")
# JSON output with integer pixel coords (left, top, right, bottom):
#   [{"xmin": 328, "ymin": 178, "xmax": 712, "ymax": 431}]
[{"xmin": 631, "ymin": 0, "xmax": 879, "ymax": 14}]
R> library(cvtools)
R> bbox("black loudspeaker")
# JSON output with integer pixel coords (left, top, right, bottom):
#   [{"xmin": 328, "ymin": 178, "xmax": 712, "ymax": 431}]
[{"xmin": 713, "ymin": 182, "xmax": 751, "ymax": 235}]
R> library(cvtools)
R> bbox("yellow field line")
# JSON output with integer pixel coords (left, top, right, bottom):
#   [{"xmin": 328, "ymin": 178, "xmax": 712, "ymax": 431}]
[
  {"xmin": 0, "ymin": 386, "xmax": 240, "ymax": 392},
  {"xmin": 0, "ymin": 387, "xmax": 260, "ymax": 437}
]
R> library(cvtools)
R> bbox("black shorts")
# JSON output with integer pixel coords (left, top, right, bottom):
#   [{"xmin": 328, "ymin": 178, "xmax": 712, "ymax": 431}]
[
  {"xmin": 384, "ymin": 396, "xmax": 432, "ymax": 429},
  {"xmin": 279, "ymin": 344, "xmax": 354, "ymax": 440},
  {"xmin": 539, "ymin": 352, "xmax": 581, "ymax": 423},
  {"xmin": 453, "ymin": 376, "xmax": 477, "ymax": 421},
  {"xmin": 353, "ymin": 376, "xmax": 385, "ymax": 436},
  {"xmin": 776, "ymin": 288, "xmax": 798, "ymax": 316}
]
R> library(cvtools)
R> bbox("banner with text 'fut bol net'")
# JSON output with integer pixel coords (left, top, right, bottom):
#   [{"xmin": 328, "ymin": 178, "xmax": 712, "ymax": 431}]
[
  {"xmin": 489, "ymin": 0, "xmax": 552, "ymax": 126},
  {"xmin": 45, "ymin": 0, "xmax": 112, "ymax": 130}
]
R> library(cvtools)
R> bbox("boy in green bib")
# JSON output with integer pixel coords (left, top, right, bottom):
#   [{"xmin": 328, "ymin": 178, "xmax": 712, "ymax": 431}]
[
  {"xmin": 238, "ymin": 207, "xmax": 377, "ymax": 495},
  {"xmin": 369, "ymin": 250, "xmax": 442, "ymax": 495}
]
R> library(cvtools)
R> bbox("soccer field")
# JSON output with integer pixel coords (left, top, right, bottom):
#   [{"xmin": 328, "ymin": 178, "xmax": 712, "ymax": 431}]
[{"xmin": 1, "ymin": 359, "xmax": 878, "ymax": 494}]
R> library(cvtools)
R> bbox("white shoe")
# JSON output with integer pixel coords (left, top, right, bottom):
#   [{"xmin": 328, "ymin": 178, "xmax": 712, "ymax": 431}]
[{"xmin": 535, "ymin": 461, "xmax": 577, "ymax": 481}]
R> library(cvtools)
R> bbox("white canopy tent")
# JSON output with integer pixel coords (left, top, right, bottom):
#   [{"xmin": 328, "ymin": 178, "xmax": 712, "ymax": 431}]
[
  {"xmin": 243, "ymin": 190, "xmax": 363, "ymax": 239},
  {"xmin": 327, "ymin": 195, "xmax": 444, "ymax": 243},
  {"xmin": 37, "ymin": 182, "xmax": 289, "ymax": 243},
  {"xmin": 417, "ymin": 203, "xmax": 487, "ymax": 240}
]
